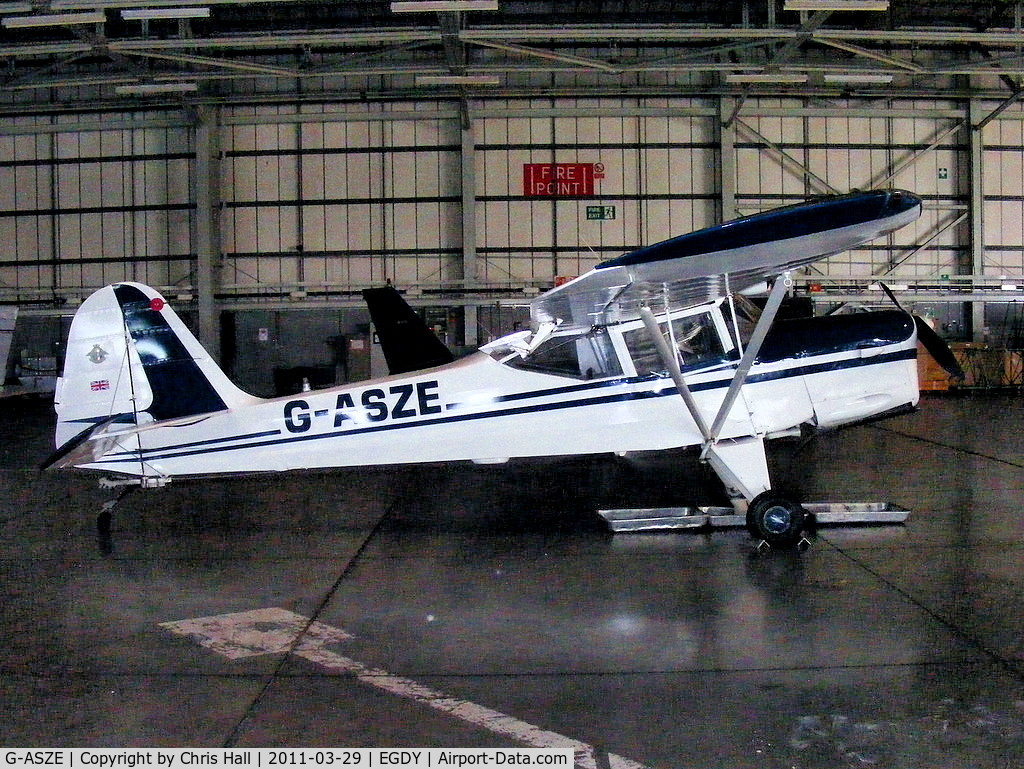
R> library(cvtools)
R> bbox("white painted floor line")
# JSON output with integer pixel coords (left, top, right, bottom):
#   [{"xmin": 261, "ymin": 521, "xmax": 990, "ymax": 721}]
[{"xmin": 161, "ymin": 608, "xmax": 654, "ymax": 769}]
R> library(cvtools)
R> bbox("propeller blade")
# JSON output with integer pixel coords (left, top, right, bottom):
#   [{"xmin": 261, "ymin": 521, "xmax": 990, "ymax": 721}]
[
  {"xmin": 879, "ymin": 282, "xmax": 963, "ymax": 380},
  {"xmin": 878, "ymin": 281, "xmax": 904, "ymax": 310},
  {"xmin": 914, "ymin": 315, "xmax": 964, "ymax": 379}
]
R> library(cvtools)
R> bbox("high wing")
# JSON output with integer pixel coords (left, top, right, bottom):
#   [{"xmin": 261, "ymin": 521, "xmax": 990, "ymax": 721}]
[{"xmin": 531, "ymin": 189, "xmax": 922, "ymax": 329}]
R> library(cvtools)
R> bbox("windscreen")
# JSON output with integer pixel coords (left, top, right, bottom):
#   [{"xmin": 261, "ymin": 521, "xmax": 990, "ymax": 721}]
[{"xmin": 507, "ymin": 327, "xmax": 623, "ymax": 380}]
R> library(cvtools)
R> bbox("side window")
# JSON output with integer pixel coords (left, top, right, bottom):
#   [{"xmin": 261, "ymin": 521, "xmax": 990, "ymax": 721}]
[
  {"xmin": 508, "ymin": 327, "xmax": 623, "ymax": 379},
  {"xmin": 671, "ymin": 312, "xmax": 725, "ymax": 367},
  {"xmin": 622, "ymin": 326, "xmax": 662, "ymax": 376},
  {"xmin": 622, "ymin": 311, "xmax": 727, "ymax": 376}
]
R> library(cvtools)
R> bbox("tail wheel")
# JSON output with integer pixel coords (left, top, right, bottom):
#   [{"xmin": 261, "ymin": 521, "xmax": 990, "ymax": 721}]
[{"xmin": 746, "ymin": 492, "xmax": 807, "ymax": 549}]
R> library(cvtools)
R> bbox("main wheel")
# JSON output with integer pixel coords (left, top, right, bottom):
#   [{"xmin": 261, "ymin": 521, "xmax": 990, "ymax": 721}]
[{"xmin": 746, "ymin": 493, "xmax": 806, "ymax": 549}]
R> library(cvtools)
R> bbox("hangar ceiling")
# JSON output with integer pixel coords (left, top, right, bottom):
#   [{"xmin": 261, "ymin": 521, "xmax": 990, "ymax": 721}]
[{"xmin": 1, "ymin": 0, "xmax": 1024, "ymax": 111}]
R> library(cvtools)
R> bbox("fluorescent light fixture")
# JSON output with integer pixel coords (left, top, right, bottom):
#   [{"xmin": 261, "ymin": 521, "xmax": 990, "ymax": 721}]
[
  {"xmin": 2, "ymin": 10, "xmax": 104, "ymax": 27},
  {"xmin": 726, "ymin": 73, "xmax": 808, "ymax": 84},
  {"xmin": 0, "ymin": 3, "xmax": 33, "ymax": 13},
  {"xmin": 415, "ymin": 74, "xmax": 500, "ymax": 85},
  {"xmin": 121, "ymin": 6, "xmax": 210, "ymax": 19},
  {"xmin": 824, "ymin": 73, "xmax": 894, "ymax": 84},
  {"xmin": 115, "ymin": 81, "xmax": 198, "ymax": 95},
  {"xmin": 391, "ymin": 1, "xmax": 498, "ymax": 12},
  {"xmin": 784, "ymin": 0, "xmax": 888, "ymax": 10}
]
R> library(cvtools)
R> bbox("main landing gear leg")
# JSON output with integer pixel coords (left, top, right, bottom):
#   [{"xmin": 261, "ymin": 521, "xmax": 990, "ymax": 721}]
[{"xmin": 705, "ymin": 436, "xmax": 809, "ymax": 551}]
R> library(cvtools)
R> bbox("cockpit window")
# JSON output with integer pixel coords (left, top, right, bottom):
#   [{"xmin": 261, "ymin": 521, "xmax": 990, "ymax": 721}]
[
  {"xmin": 507, "ymin": 327, "xmax": 623, "ymax": 379},
  {"xmin": 623, "ymin": 310, "xmax": 729, "ymax": 376}
]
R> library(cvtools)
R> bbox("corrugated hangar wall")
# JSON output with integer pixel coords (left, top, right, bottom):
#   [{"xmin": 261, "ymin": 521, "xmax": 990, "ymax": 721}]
[{"xmin": 0, "ymin": 95, "xmax": 1022, "ymax": 394}]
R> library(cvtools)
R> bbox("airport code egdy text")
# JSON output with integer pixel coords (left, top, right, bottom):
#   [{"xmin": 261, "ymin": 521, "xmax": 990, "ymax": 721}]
[{"xmin": 3, "ymin": 751, "xmax": 571, "ymax": 768}]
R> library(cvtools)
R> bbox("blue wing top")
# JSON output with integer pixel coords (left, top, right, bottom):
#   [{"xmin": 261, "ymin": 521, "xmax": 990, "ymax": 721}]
[{"xmin": 530, "ymin": 189, "xmax": 922, "ymax": 328}]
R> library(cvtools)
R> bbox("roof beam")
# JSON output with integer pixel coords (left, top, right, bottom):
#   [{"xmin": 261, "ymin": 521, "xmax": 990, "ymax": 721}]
[
  {"xmin": 813, "ymin": 36, "xmax": 926, "ymax": 73},
  {"xmin": 465, "ymin": 38, "xmax": 620, "ymax": 73},
  {"xmin": 117, "ymin": 48, "xmax": 299, "ymax": 77}
]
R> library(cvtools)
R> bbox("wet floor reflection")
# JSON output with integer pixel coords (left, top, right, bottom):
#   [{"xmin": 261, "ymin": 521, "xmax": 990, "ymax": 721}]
[{"xmin": 5, "ymin": 395, "xmax": 1024, "ymax": 766}]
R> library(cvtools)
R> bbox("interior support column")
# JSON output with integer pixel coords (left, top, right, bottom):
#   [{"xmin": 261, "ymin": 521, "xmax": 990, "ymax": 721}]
[
  {"xmin": 718, "ymin": 97, "xmax": 738, "ymax": 223},
  {"xmin": 193, "ymin": 105, "xmax": 221, "ymax": 360},
  {"xmin": 461, "ymin": 111, "xmax": 479, "ymax": 347},
  {"xmin": 969, "ymin": 99, "xmax": 987, "ymax": 342}
]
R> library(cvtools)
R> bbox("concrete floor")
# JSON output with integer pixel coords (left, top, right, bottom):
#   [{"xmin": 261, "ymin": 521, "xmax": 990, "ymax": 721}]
[{"xmin": 4, "ymin": 394, "xmax": 1024, "ymax": 767}]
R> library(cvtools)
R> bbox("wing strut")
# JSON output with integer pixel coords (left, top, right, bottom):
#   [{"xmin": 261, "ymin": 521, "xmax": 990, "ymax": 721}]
[
  {"xmin": 638, "ymin": 305, "xmax": 712, "ymax": 443},
  {"xmin": 705, "ymin": 271, "xmax": 791, "ymax": 448},
  {"xmin": 639, "ymin": 271, "xmax": 792, "ymax": 502}
]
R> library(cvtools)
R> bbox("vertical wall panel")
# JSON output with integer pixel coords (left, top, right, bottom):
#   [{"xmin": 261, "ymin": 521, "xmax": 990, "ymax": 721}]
[
  {"xmin": 0, "ymin": 94, "xmax": 1022, "ymax": 322},
  {"xmin": 0, "ymin": 115, "xmax": 172, "ymax": 294},
  {"xmin": 0, "ymin": 120, "xmax": 194, "ymax": 294},
  {"xmin": 221, "ymin": 104, "xmax": 461, "ymax": 292},
  {"xmin": 981, "ymin": 109, "xmax": 1024, "ymax": 279},
  {"xmin": 477, "ymin": 98, "xmax": 716, "ymax": 286}
]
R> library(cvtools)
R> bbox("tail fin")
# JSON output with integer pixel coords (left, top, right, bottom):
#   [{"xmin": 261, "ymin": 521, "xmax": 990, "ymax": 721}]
[
  {"xmin": 54, "ymin": 282, "xmax": 254, "ymax": 451},
  {"xmin": 362, "ymin": 286, "xmax": 455, "ymax": 376}
]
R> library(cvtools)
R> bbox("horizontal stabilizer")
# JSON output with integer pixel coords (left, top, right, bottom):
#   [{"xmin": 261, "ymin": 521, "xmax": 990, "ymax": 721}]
[
  {"xmin": 363, "ymin": 286, "xmax": 455, "ymax": 375},
  {"xmin": 41, "ymin": 415, "xmax": 127, "ymax": 471}
]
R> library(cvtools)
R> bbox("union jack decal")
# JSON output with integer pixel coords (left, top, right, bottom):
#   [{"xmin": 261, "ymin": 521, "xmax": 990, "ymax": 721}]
[{"xmin": 90, "ymin": 380, "xmax": 109, "ymax": 391}]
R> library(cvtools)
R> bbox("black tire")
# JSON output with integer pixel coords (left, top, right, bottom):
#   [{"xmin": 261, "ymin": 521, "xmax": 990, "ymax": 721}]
[{"xmin": 746, "ymin": 493, "xmax": 806, "ymax": 549}]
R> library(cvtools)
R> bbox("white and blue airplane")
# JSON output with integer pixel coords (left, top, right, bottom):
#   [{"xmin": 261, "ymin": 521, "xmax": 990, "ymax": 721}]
[{"xmin": 44, "ymin": 189, "xmax": 958, "ymax": 548}]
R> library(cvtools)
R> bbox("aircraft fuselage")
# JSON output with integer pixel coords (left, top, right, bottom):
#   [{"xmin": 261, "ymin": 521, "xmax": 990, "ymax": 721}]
[{"xmin": 74, "ymin": 307, "xmax": 919, "ymax": 479}]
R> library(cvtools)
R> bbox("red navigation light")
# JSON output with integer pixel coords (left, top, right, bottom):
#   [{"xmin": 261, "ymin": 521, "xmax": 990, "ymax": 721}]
[{"xmin": 150, "ymin": 297, "xmax": 165, "ymax": 312}]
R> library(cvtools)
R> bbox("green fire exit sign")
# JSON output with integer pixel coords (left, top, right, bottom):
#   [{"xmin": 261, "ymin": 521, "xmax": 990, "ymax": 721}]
[{"xmin": 586, "ymin": 205, "xmax": 616, "ymax": 220}]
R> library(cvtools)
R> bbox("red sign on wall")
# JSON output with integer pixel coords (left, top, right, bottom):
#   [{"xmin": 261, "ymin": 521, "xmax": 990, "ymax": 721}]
[{"xmin": 523, "ymin": 162, "xmax": 604, "ymax": 197}]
